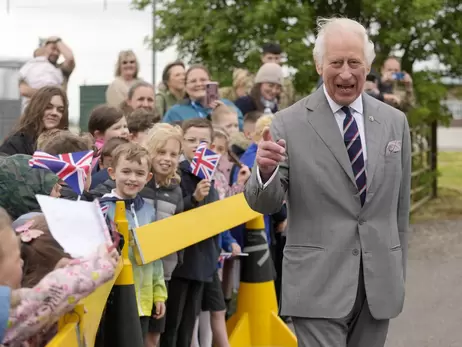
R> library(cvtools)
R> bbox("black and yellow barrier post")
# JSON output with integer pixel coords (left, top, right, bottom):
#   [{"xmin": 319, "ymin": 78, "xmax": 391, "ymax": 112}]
[
  {"xmin": 226, "ymin": 215, "xmax": 297, "ymax": 347},
  {"xmin": 100, "ymin": 201, "xmax": 144, "ymax": 347}
]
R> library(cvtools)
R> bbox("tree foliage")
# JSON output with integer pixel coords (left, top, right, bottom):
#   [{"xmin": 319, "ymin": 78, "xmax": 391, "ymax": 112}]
[{"xmin": 132, "ymin": 0, "xmax": 459, "ymax": 123}]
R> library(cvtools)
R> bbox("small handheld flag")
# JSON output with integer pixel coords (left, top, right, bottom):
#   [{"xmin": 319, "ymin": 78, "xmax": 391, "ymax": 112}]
[
  {"xmin": 190, "ymin": 142, "xmax": 221, "ymax": 180},
  {"xmin": 29, "ymin": 150, "xmax": 94, "ymax": 195},
  {"xmin": 101, "ymin": 204, "xmax": 109, "ymax": 218},
  {"xmin": 218, "ymin": 252, "xmax": 249, "ymax": 262}
]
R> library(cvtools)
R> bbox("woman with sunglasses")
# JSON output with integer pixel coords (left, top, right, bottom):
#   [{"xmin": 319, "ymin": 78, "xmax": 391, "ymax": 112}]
[{"xmin": 106, "ymin": 50, "xmax": 143, "ymax": 107}]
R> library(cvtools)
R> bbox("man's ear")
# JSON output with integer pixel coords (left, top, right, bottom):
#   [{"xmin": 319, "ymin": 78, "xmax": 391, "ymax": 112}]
[
  {"xmin": 107, "ymin": 167, "xmax": 116, "ymax": 180},
  {"xmin": 315, "ymin": 63, "xmax": 323, "ymax": 76}
]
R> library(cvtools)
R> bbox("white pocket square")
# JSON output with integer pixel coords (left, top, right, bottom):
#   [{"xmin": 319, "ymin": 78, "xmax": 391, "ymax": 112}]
[{"xmin": 386, "ymin": 140, "xmax": 402, "ymax": 154}]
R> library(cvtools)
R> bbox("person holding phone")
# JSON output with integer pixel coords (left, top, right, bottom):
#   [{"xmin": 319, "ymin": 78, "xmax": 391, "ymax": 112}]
[
  {"xmin": 162, "ymin": 65, "xmax": 244, "ymax": 129},
  {"xmin": 380, "ymin": 56, "xmax": 415, "ymax": 112},
  {"xmin": 234, "ymin": 63, "xmax": 284, "ymax": 116}
]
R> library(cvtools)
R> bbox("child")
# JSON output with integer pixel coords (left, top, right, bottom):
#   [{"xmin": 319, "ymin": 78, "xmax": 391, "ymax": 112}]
[
  {"xmin": 100, "ymin": 142, "xmax": 167, "ymax": 342},
  {"xmin": 209, "ymin": 126, "xmax": 249, "ymax": 324},
  {"xmin": 230, "ymin": 115, "xmax": 288, "ymax": 311},
  {"xmin": 160, "ymin": 118, "xmax": 222, "ymax": 347},
  {"xmin": 210, "ymin": 104, "xmax": 239, "ymax": 137},
  {"xmin": 210, "ymin": 107, "xmax": 243, "ymax": 186},
  {"xmin": 0, "ymin": 208, "xmax": 119, "ymax": 346},
  {"xmin": 88, "ymin": 105, "xmax": 129, "ymax": 170},
  {"xmin": 41, "ymin": 131, "xmax": 96, "ymax": 201},
  {"xmin": 141, "ymin": 123, "xmax": 184, "ymax": 347},
  {"xmin": 0, "ymin": 153, "xmax": 61, "ymax": 221},
  {"xmin": 19, "ymin": 47, "xmax": 64, "ymax": 111},
  {"xmin": 90, "ymin": 137, "xmax": 130, "ymax": 190},
  {"xmin": 127, "ymin": 108, "xmax": 160, "ymax": 144},
  {"xmin": 36, "ymin": 128, "xmax": 62, "ymax": 150},
  {"xmin": 211, "ymin": 127, "xmax": 250, "ymax": 200},
  {"xmin": 18, "ymin": 214, "xmax": 71, "ymax": 288},
  {"xmin": 191, "ymin": 223, "xmax": 241, "ymax": 347},
  {"xmin": 243, "ymin": 110, "xmax": 262, "ymax": 141}
]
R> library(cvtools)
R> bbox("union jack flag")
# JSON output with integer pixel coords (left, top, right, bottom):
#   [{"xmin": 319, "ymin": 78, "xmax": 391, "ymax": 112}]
[
  {"xmin": 190, "ymin": 142, "xmax": 221, "ymax": 180},
  {"xmin": 29, "ymin": 150, "xmax": 94, "ymax": 195}
]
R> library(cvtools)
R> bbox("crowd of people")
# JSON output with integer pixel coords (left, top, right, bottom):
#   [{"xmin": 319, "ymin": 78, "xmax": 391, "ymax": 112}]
[{"xmin": 0, "ymin": 16, "xmax": 416, "ymax": 347}]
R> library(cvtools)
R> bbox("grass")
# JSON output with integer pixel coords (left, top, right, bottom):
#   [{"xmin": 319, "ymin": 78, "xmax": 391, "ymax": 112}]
[{"xmin": 411, "ymin": 151, "xmax": 462, "ymax": 223}]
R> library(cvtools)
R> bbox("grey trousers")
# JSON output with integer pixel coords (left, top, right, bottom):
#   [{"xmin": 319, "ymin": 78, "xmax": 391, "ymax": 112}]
[{"xmin": 292, "ymin": 262, "xmax": 390, "ymax": 347}]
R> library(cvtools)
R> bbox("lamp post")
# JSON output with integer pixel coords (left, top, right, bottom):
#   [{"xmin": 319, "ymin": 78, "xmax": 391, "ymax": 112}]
[{"xmin": 152, "ymin": 0, "xmax": 157, "ymax": 85}]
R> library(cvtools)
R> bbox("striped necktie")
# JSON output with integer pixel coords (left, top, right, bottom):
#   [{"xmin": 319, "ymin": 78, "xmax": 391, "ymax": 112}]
[{"xmin": 341, "ymin": 106, "xmax": 366, "ymax": 206}]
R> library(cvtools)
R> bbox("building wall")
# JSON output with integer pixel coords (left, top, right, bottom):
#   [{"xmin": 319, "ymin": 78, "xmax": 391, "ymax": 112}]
[{"xmin": 79, "ymin": 85, "xmax": 108, "ymax": 132}]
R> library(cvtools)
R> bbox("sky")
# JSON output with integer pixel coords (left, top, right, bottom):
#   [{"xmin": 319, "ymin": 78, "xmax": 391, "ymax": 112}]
[
  {"xmin": 0, "ymin": 0, "xmax": 446, "ymax": 124},
  {"xmin": 0, "ymin": 0, "xmax": 176, "ymax": 122}
]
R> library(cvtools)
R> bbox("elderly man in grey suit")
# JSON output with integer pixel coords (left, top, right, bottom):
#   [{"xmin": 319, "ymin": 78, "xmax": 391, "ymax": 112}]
[{"xmin": 244, "ymin": 17, "xmax": 411, "ymax": 347}]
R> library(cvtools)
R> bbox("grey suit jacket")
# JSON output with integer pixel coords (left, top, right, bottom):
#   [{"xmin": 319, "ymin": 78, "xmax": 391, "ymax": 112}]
[{"xmin": 244, "ymin": 87, "xmax": 411, "ymax": 320}]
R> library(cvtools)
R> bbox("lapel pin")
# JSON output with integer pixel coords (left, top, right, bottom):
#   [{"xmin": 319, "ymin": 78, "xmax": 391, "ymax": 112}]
[{"xmin": 368, "ymin": 115, "xmax": 374, "ymax": 122}]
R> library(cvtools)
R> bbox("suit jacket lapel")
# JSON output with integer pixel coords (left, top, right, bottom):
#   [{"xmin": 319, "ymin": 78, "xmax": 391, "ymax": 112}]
[
  {"xmin": 363, "ymin": 94, "xmax": 385, "ymax": 191},
  {"xmin": 304, "ymin": 88, "xmax": 356, "ymax": 186}
]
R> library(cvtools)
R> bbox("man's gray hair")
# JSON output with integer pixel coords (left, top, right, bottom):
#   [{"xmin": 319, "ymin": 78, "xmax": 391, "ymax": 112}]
[{"xmin": 313, "ymin": 17, "xmax": 376, "ymax": 67}]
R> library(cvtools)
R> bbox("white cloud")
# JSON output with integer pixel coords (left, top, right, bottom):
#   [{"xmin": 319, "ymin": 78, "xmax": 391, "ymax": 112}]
[{"xmin": 0, "ymin": 0, "xmax": 177, "ymax": 123}]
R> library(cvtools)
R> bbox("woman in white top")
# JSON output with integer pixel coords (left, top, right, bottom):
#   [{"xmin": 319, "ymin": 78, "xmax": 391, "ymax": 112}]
[{"xmin": 105, "ymin": 50, "xmax": 142, "ymax": 107}]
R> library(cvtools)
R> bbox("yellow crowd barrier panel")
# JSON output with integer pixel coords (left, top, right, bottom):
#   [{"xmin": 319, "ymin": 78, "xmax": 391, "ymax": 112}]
[{"xmin": 46, "ymin": 193, "xmax": 296, "ymax": 347}]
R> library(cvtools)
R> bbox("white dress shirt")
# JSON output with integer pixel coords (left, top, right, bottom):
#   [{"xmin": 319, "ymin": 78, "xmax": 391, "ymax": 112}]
[{"xmin": 258, "ymin": 85, "xmax": 367, "ymax": 187}]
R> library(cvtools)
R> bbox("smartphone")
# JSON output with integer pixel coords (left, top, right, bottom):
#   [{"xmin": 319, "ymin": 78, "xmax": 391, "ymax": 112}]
[
  {"xmin": 205, "ymin": 82, "xmax": 219, "ymax": 107},
  {"xmin": 392, "ymin": 72, "xmax": 405, "ymax": 81}
]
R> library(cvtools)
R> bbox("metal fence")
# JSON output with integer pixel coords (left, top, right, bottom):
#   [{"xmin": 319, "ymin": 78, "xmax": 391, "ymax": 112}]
[{"xmin": 410, "ymin": 121, "xmax": 438, "ymax": 213}]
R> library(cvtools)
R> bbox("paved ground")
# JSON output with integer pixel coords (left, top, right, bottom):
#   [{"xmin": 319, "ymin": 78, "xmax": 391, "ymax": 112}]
[
  {"xmin": 385, "ymin": 219, "xmax": 462, "ymax": 347},
  {"xmin": 438, "ymin": 127, "xmax": 462, "ymax": 150}
]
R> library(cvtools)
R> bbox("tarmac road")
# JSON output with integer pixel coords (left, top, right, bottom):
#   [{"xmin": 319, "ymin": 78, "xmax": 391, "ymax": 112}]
[{"xmin": 385, "ymin": 220, "xmax": 462, "ymax": 347}]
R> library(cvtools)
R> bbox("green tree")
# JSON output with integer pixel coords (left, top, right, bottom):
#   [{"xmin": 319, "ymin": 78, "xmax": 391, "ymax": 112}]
[{"xmin": 132, "ymin": 0, "xmax": 457, "ymax": 121}]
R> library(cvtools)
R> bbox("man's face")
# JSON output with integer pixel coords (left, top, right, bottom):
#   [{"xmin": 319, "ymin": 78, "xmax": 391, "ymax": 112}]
[
  {"xmin": 316, "ymin": 32, "xmax": 369, "ymax": 106},
  {"xmin": 261, "ymin": 53, "xmax": 282, "ymax": 65},
  {"xmin": 45, "ymin": 43, "xmax": 60, "ymax": 64},
  {"xmin": 382, "ymin": 58, "xmax": 401, "ymax": 75}
]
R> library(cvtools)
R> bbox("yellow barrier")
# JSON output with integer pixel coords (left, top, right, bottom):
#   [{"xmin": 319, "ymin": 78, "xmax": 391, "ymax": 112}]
[
  {"xmin": 46, "ymin": 193, "xmax": 295, "ymax": 346},
  {"xmin": 134, "ymin": 193, "xmax": 260, "ymax": 264}
]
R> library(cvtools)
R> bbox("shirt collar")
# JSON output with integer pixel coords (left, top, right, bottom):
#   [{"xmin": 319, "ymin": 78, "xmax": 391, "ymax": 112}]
[{"xmin": 322, "ymin": 84, "xmax": 363, "ymax": 115}]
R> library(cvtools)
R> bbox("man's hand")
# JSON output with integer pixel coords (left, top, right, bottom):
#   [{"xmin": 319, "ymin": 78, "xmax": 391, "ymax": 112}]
[
  {"xmin": 402, "ymin": 72, "xmax": 413, "ymax": 87},
  {"xmin": 256, "ymin": 127, "xmax": 286, "ymax": 181},
  {"xmin": 193, "ymin": 179, "xmax": 211, "ymax": 202},
  {"xmin": 231, "ymin": 242, "xmax": 241, "ymax": 256},
  {"xmin": 46, "ymin": 36, "xmax": 61, "ymax": 44},
  {"xmin": 383, "ymin": 93, "xmax": 401, "ymax": 106},
  {"xmin": 237, "ymin": 165, "xmax": 251, "ymax": 185},
  {"xmin": 153, "ymin": 301, "xmax": 166, "ymax": 319}
]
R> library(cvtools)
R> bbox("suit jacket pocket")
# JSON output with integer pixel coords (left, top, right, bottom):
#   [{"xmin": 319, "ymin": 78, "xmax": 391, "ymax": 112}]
[{"xmin": 285, "ymin": 244, "xmax": 326, "ymax": 251}]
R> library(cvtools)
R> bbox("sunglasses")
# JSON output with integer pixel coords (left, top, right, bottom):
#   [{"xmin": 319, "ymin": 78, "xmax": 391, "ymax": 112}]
[{"xmin": 122, "ymin": 60, "xmax": 135, "ymax": 65}]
